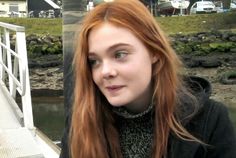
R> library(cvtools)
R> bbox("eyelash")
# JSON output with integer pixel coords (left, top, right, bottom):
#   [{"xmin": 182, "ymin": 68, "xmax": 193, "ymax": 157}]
[
  {"xmin": 88, "ymin": 58, "xmax": 99, "ymax": 67},
  {"xmin": 88, "ymin": 50, "xmax": 128, "ymax": 68},
  {"xmin": 114, "ymin": 50, "xmax": 128, "ymax": 59}
]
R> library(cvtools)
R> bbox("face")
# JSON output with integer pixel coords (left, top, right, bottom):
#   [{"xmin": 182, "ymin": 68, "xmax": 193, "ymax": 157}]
[{"xmin": 88, "ymin": 23, "xmax": 157, "ymax": 113}]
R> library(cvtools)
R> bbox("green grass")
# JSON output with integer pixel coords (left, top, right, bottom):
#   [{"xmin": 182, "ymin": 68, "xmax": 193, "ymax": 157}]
[
  {"xmin": 0, "ymin": 11, "xmax": 235, "ymax": 36},
  {"xmin": 0, "ymin": 17, "xmax": 62, "ymax": 36},
  {"xmin": 156, "ymin": 11, "xmax": 236, "ymax": 34}
]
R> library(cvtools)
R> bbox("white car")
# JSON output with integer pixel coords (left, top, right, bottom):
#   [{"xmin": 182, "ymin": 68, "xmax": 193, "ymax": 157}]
[
  {"xmin": 190, "ymin": 1, "xmax": 217, "ymax": 14},
  {"xmin": 231, "ymin": 2, "xmax": 236, "ymax": 10},
  {"xmin": 214, "ymin": 1, "xmax": 224, "ymax": 13}
]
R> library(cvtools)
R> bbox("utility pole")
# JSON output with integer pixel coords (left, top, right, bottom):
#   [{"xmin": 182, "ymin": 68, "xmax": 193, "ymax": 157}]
[
  {"xmin": 60, "ymin": 0, "xmax": 86, "ymax": 157},
  {"xmin": 150, "ymin": 0, "xmax": 153, "ymax": 15},
  {"xmin": 180, "ymin": 0, "xmax": 184, "ymax": 16}
]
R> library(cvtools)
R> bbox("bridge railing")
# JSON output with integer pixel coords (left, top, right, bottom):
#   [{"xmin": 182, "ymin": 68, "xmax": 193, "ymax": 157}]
[{"xmin": 0, "ymin": 22, "xmax": 34, "ymax": 129}]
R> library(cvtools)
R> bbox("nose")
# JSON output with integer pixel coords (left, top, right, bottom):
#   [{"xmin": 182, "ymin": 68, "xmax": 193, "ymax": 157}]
[{"xmin": 101, "ymin": 61, "xmax": 117, "ymax": 79}]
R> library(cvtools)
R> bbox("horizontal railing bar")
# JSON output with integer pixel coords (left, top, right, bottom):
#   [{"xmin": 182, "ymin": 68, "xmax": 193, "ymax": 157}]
[
  {"xmin": 0, "ymin": 42, "xmax": 21, "ymax": 59},
  {"xmin": 0, "ymin": 61, "xmax": 24, "ymax": 95},
  {"xmin": 0, "ymin": 22, "xmax": 25, "ymax": 32}
]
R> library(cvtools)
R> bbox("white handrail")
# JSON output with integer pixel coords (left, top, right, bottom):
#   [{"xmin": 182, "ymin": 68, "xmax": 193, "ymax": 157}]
[
  {"xmin": 0, "ymin": 22, "xmax": 25, "ymax": 32},
  {"xmin": 0, "ymin": 42, "xmax": 26, "ymax": 96},
  {"xmin": 0, "ymin": 60, "xmax": 26, "ymax": 95},
  {"xmin": 0, "ymin": 22, "xmax": 33, "ymax": 129}
]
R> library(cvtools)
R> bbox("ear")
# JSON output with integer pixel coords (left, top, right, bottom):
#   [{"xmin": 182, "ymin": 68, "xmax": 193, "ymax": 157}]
[{"xmin": 151, "ymin": 54, "xmax": 159, "ymax": 64}]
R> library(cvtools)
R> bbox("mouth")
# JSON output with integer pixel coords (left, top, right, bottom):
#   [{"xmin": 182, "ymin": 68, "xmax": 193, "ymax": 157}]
[{"xmin": 106, "ymin": 85, "xmax": 125, "ymax": 93}]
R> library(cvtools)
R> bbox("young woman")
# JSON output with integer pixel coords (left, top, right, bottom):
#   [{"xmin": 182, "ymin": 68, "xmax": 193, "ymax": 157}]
[{"xmin": 60, "ymin": 0, "xmax": 236, "ymax": 157}]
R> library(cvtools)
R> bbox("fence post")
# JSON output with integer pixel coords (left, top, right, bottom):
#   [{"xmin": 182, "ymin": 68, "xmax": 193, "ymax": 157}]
[
  {"xmin": 4, "ymin": 28, "xmax": 14, "ymax": 96},
  {"xmin": 16, "ymin": 31, "xmax": 34, "ymax": 129},
  {"xmin": 0, "ymin": 29, "xmax": 4, "ymax": 80}
]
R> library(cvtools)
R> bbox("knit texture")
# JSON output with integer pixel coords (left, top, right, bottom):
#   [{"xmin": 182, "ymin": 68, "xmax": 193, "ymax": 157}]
[{"xmin": 113, "ymin": 105, "xmax": 154, "ymax": 158}]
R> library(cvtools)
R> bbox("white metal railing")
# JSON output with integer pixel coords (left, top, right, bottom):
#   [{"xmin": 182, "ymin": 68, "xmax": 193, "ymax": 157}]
[{"xmin": 0, "ymin": 22, "xmax": 34, "ymax": 129}]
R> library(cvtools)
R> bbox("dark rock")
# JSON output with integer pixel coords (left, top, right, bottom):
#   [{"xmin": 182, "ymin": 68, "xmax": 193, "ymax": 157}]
[
  {"xmin": 230, "ymin": 48, "xmax": 236, "ymax": 53},
  {"xmin": 219, "ymin": 71, "xmax": 236, "ymax": 85},
  {"xmin": 188, "ymin": 36, "xmax": 199, "ymax": 42},
  {"xmin": 31, "ymin": 89, "xmax": 63, "ymax": 97},
  {"xmin": 179, "ymin": 37, "xmax": 189, "ymax": 43},
  {"xmin": 29, "ymin": 55, "xmax": 63, "ymax": 68},
  {"xmin": 185, "ymin": 58, "xmax": 201, "ymax": 68},
  {"xmin": 40, "ymin": 61, "xmax": 62, "ymax": 68},
  {"xmin": 29, "ymin": 40, "xmax": 37, "ymax": 45},
  {"xmin": 222, "ymin": 32, "xmax": 230, "ymax": 40},
  {"xmin": 47, "ymin": 72, "xmax": 54, "ymax": 77},
  {"xmin": 229, "ymin": 36, "xmax": 236, "ymax": 42},
  {"xmin": 201, "ymin": 59, "xmax": 222, "ymax": 68}
]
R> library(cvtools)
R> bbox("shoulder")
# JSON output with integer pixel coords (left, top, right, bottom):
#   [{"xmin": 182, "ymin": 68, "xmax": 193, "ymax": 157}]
[
  {"xmin": 188, "ymin": 99, "xmax": 232, "ymax": 136},
  {"xmin": 199, "ymin": 99, "xmax": 228, "ymax": 122},
  {"xmin": 191, "ymin": 99, "xmax": 236, "ymax": 146},
  {"xmin": 196, "ymin": 99, "xmax": 233, "ymax": 132}
]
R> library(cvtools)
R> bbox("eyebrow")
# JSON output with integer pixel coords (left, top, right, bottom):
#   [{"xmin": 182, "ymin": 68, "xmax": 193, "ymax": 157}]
[{"xmin": 88, "ymin": 43, "xmax": 132, "ymax": 55}]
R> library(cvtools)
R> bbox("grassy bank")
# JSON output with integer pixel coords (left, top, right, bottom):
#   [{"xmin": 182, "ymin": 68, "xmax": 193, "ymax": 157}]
[
  {"xmin": 0, "ymin": 18, "xmax": 62, "ymax": 36},
  {"xmin": 0, "ymin": 11, "xmax": 235, "ymax": 35},
  {"xmin": 157, "ymin": 11, "xmax": 236, "ymax": 34}
]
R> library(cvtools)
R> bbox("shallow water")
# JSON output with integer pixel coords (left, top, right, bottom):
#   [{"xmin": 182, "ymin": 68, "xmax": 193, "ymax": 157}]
[
  {"xmin": 32, "ymin": 97, "xmax": 65, "ymax": 141},
  {"xmin": 32, "ymin": 97, "xmax": 236, "ymax": 142}
]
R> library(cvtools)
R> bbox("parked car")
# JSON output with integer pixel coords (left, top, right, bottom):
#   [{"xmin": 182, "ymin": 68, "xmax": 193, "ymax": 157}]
[
  {"xmin": 214, "ymin": 1, "xmax": 224, "ymax": 13},
  {"xmin": 190, "ymin": 1, "xmax": 217, "ymax": 14},
  {"xmin": 213, "ymin": 1, "xmax": 236, "ymax": 12},
  {"xmin": 231, "ymin": 2, "xmax": 236, "ymax": 10}
]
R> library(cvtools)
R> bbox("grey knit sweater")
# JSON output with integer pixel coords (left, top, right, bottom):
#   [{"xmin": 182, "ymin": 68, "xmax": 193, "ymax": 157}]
[{"xmin": 113, "ymin": 105, "xmax": 154, "ymax": 158}]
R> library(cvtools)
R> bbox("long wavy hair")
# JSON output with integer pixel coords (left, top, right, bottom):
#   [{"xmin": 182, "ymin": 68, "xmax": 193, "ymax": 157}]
[{"xmin": 70, "ymin": 0, "xmax": 201, "ymax": 158}]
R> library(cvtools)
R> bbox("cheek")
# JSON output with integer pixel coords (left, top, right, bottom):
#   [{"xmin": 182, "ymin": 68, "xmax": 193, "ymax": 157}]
[{"xmin": 91, "ymin": 70, "xmax": 100, "ymax": 86}]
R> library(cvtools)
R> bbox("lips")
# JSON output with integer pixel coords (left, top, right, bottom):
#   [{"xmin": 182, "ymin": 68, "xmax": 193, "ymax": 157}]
[{"xmin": 106, "ymin": 85, "xmax": 125, "ymax": 93}]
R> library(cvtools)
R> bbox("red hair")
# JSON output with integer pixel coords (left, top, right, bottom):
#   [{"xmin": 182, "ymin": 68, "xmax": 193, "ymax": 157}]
[{"xmin": 71, "ymin": 0, "xmax": 201, "ymax": 158}]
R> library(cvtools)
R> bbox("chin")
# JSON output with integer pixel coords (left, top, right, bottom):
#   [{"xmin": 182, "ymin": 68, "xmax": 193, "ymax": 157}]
[{"xmin": 107, "ymin": 98, "xmax": 129, "ymax": 107}]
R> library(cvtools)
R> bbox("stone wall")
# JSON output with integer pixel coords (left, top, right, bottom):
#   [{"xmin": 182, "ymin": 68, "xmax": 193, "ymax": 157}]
[
  {"xmin": 24, "ymin": 31, "xmax": 236, "ymax": 95},
  {"xmin": 24, "ymin": 31, "xmax": 236, "ymax": 68},
  {"xmin": 26, "ymin": 34, "xmax": 62, "ymax": 56},
  {"xmin": 170, "ymin": 30, "xmax": 236, "ymax": 55},
  {"xmin": 170, "ymin": 31, "xmax": 236, "ymax": 68}
]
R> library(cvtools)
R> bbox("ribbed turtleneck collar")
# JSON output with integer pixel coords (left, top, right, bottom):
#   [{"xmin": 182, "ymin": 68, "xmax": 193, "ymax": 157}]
[{"xmin": 112, "ymin": 104, "xmax": 154, "ymax": 119}]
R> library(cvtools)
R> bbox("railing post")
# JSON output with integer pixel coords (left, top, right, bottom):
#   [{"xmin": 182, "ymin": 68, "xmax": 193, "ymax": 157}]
[
  {"xmin": 0, "ymin": 29, "xmax": 3, "ymax": 80},
  {"xmin": 0, "ymin": 30, "xmax": 7, "ymax": 81},
  {"xmin": 16, "ymin": 31, "xmax": 34, "ymax": 129},
  {"xmin": 12, "ymin": 46, "xmax": 19, "ymax": 99},
  {"xmin": 4, "ymin": 28, "xmax": 13, "ymax": 95}
]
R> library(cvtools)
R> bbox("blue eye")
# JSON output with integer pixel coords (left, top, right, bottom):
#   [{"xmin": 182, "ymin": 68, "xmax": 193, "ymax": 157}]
[{"xmin": 115, "ymin": 51, "xmax": 127, "ymax": 59}]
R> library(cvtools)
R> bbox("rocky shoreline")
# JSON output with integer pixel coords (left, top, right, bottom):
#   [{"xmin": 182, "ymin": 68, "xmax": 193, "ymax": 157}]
[
  {"xmin": 28, "ymin": 31, "xmax": 236, "ymax": 107},
  {"xmin": 28, "ymin": 53, "xmax": 236, "ymax": 108}
]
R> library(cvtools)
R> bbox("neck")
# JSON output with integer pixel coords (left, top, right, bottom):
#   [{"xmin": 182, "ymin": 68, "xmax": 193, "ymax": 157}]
[{"xmin": 125, "ymin": 102, "xmax": 151, "ymax": 114}]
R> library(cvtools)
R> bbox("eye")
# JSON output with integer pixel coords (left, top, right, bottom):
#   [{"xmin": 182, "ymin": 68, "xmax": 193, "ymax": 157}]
[
  {"xmin": 114, "ymin": 51, "xmax": 128, "ymax": 59},
  {"xmin": 88, "ymin": 58, "xmax": 99, "ymax": 68}
]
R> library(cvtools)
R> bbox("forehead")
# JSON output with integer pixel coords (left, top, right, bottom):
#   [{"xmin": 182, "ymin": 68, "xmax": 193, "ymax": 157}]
[
  {"xmin": 89, "ymin": 22, "xmax": 133, "ymax": 40},
  {"xmin": 88, "ymin": 23, "xmax": 142, "ymax": 52}
]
